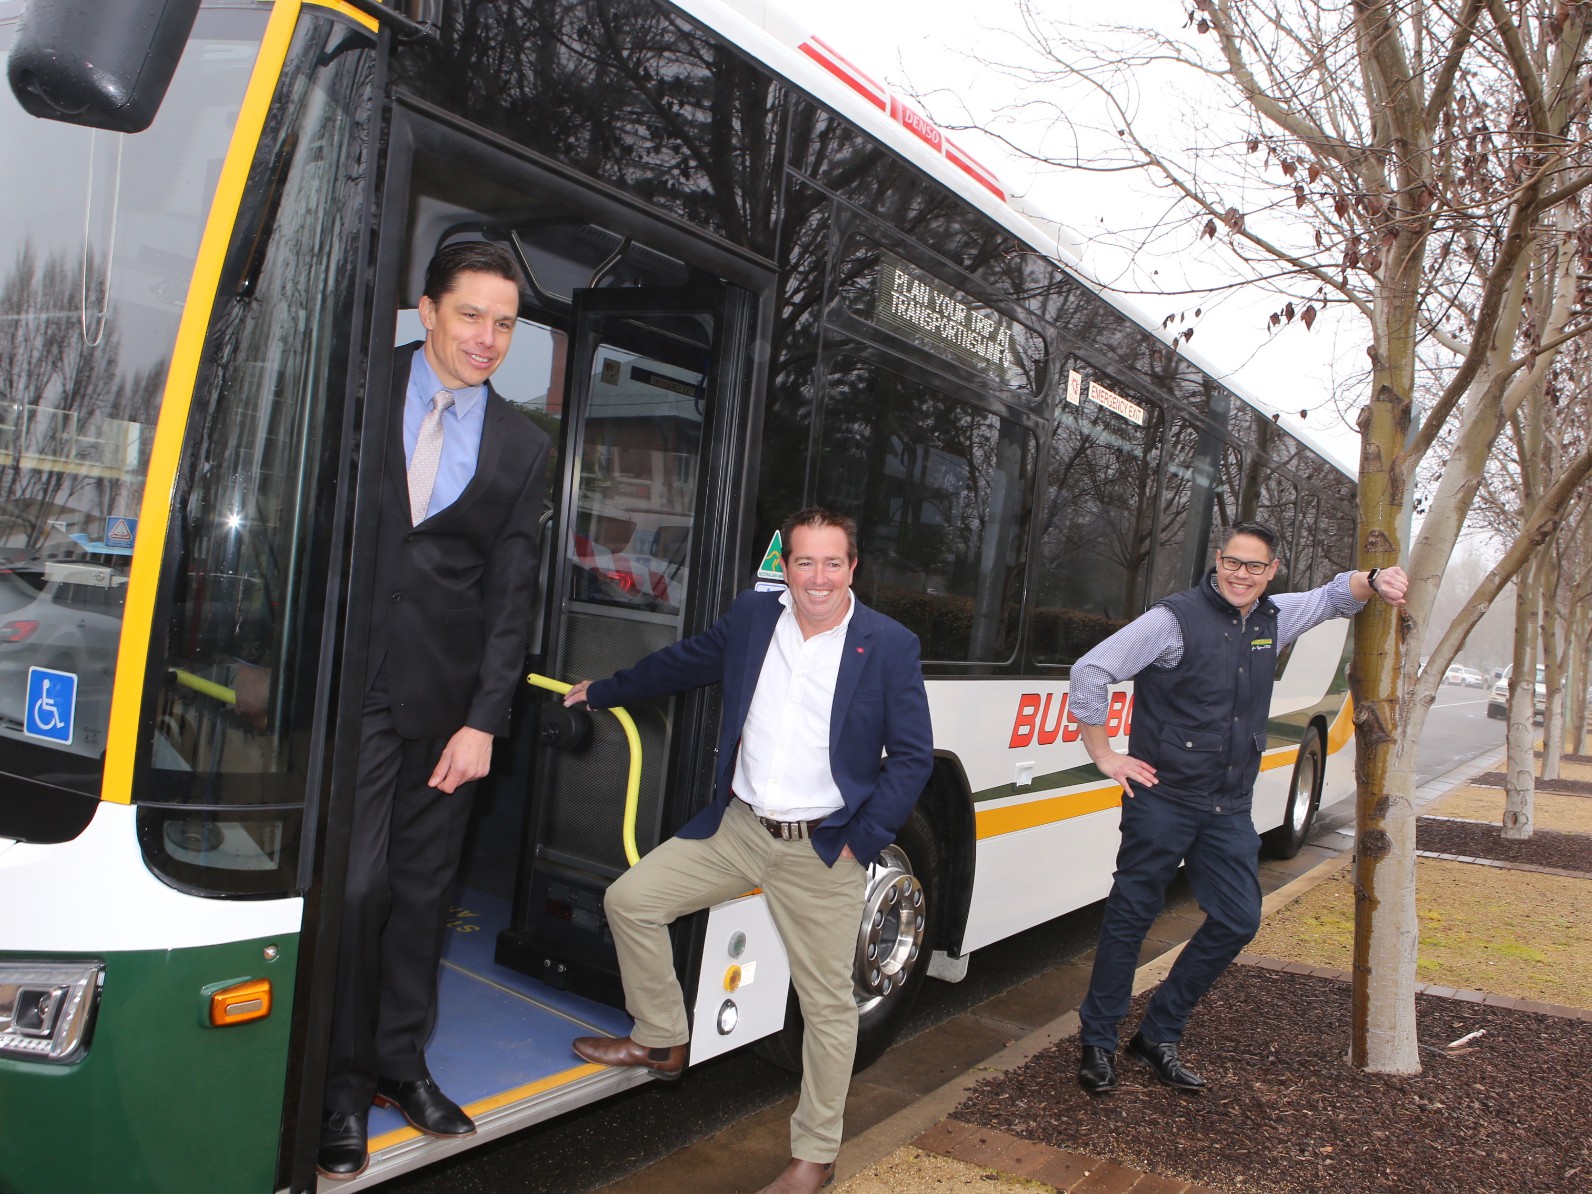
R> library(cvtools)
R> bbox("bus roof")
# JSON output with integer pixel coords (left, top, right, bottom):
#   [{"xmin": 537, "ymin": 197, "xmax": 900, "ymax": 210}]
[{"xmin": 669, "ymin": 0, "xmax": 1356, "ymax": 481}]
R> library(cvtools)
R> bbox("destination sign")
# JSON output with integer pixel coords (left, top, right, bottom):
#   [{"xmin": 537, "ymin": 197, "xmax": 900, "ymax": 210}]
[{"xmin": 874, "ymin": 255, "xmax": 1022, "ymax": 383}]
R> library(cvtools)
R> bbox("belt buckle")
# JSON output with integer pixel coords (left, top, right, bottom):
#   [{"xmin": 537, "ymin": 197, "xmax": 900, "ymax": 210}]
[{"xmin": 781, "ymin": 820, "xmax": 795, "ymax": 841}]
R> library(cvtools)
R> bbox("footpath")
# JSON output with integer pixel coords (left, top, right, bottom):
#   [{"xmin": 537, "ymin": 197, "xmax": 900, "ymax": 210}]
[{"xmin": 610, "ymin": 747, "xmax": 1592, "ymax": 1194}]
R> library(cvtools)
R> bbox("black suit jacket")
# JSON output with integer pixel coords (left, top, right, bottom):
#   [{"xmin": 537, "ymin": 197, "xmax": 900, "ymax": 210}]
[{"xmin": 367, "ymin": 342, "xmax": 550, "ymax": 739}]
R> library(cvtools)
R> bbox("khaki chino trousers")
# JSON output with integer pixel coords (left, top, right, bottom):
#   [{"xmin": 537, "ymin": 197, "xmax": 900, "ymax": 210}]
[{"xmin": 603, "ymin": 798, "xmax": 867, "ymax": 1163}]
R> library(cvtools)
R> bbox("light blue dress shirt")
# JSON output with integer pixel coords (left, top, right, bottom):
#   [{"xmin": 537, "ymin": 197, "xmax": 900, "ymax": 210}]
[{"xmin": 404, "ymin": 347, "xmax": 487, "ymax": 520}]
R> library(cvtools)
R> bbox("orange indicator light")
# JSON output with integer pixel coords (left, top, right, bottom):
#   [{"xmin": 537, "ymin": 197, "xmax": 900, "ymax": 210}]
[
  {"xmin": 723, "ymin": 965, "xmax": 742, "ymax": 993},
  {"xmin": 208, "ymin": 978, "xmax": 272, "ymax": 1027}
]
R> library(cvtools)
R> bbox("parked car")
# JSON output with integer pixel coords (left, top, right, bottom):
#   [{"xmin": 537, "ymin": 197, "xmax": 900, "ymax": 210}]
[
  {"xmin": 1444, "ymin": 665, "xmax": 1484, "ymax": 687},
  {"xmin": 1487, "ymin": 664, "xmax": 1546, "ymax": 721},
  {"xmin": 0, "ymin": 556, "xmax": 126, "ymax": 750}
]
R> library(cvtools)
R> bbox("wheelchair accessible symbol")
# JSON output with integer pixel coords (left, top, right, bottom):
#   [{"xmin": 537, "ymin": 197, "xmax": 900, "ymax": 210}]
[{"xmin": 25, "ymin": 666, "xmax": 77, "ymax": 745}]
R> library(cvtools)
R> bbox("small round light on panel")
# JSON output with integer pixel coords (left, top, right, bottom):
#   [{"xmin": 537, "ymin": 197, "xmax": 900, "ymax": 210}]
[
  {"xmin": 723, "ymin": 965, "xmax": 742, "ymax": 993},
  {"xmin": 717, "ymin": 999, "xmax": 739, "ymax": 1035},
  {"xmin": 727, "ymin": 931, "xmax": 747, "ymax": 959}
]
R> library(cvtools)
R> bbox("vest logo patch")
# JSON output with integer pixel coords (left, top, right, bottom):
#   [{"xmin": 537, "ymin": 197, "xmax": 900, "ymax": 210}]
[{"xmin": 1250, "ymin": 637, "xmax": 1274, "ymax": 651}]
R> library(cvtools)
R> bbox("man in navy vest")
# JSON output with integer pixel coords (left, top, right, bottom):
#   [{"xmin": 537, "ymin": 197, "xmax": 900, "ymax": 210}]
[{"xmin": 1072, "ymin": 522, "xmax": 1407, "ymax": 1095}]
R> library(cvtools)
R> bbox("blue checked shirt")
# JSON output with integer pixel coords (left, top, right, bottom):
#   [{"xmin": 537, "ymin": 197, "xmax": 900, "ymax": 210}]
[{"xmin": 1069, "ymin": 572, "xmax": 1364, "ymax": 725}]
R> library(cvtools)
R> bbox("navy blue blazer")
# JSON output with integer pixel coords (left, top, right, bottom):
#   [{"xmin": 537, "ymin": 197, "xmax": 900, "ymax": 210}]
[{"xmin": 588, "ymin": 589, "xmax": 934, "ymax": 866}]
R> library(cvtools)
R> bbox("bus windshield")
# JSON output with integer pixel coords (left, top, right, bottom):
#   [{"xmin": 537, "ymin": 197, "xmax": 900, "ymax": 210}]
[{"xmin": 0, "ymin": 6, "xmax": 264, "ymax": 799}]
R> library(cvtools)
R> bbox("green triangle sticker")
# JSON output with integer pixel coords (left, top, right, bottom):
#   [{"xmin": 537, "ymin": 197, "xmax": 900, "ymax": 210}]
[{"xmin": 757, "ymin": 530, "xmax": 785, "ymax": 581}]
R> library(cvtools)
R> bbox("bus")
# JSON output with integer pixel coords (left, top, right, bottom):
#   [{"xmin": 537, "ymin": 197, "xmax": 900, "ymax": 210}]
[{"xmin": 0, "ymin": 0, "xmax": 1358, "ymax": 1190}]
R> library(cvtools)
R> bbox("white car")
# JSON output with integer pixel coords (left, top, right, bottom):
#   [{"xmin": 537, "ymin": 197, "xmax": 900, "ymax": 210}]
[
  {"xmin": 1444, "ymin": 665, "xmax": 1484, "ymax": 687},
  {"xmin": 1487, "ymin": 664, "xmax": 1546, "ymax": 721},
  {"xmin": 0, "ymin": 557, "xmax": 126, "ymax": 750}
]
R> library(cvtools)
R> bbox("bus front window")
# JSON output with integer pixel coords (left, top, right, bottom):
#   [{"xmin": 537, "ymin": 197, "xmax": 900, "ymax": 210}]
[{"xmin": 0, "ymin": 6, "xmax": 263, "ymax": 802}]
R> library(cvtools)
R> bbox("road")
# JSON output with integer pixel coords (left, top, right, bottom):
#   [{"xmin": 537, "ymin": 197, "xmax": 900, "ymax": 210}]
[
  {"xmin": 389, "ymin": 685, "xmax": 1501, "ymax": 1194},
  {"xmin": 1312, "ymin": 681, "xmax": 1503, "ymax": 836}
]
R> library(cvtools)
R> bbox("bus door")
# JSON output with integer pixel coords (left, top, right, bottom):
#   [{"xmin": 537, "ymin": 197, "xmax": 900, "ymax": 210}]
[{"xmin": 496, "ymin": 282, "xmax": 758, "ymax": 1000}]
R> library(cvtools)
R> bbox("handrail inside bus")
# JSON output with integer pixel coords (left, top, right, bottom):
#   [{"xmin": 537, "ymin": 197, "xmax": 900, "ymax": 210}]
[
  {"xmin": 526, "ymin": 673, "xmax": 641, "ymax": 867},
  {"xmin": 171, "ymin": 667, "xmax": 236, "ymax": 706}
]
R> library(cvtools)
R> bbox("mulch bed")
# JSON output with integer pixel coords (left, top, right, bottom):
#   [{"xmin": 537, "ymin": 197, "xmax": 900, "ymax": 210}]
[
  {"xmin": 1470, "ymin": 772, "xmax": 1592, "ymax": 797},
  {"xmin": 956, "ymin": 966, "xmax": 1591, "ymax": 1194},
  {"xmin": 1417, "ymin": 816, "xmax": 1592, "ymax": 873}
]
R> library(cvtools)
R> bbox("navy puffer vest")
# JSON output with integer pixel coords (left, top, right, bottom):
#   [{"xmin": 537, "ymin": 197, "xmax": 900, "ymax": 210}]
[{"xmin": 1126, "ymin": 571, "xmax": 1279, "ymax": 813}]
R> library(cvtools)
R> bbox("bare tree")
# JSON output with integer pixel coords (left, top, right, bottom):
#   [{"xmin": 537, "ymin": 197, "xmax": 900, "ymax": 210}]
[{"xmin": 976, "ymin": 0, "xmax": 1592, "ymax": 1071}]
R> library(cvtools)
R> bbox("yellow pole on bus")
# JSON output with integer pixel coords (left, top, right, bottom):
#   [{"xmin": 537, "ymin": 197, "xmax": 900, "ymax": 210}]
[{"xmin": 525, "ymin": 673, "xmax": 642, "ymax": 867}]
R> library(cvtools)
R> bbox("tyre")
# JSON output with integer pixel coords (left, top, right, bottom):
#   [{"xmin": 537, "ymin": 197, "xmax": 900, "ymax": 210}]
[
  {"xmin": 1487, "ymin": 702, "xmax": 1505, "ymax": 720},
  {"xmin": 1261, "ymin": 728, "xmax": 1323, "ymax": 859},
  {"xmin": 752, "ymin": 804, "xmax": 941, "ymax": 1074}
]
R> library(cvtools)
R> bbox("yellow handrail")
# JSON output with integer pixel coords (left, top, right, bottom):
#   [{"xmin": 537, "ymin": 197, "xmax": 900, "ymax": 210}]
[
  {"xmin": 171, "ymin": 667, "xmax": 236, "ymax": 706},
  {"xmin": 526, "ymin": 673, "xmax": 642, "ymax": 867}
]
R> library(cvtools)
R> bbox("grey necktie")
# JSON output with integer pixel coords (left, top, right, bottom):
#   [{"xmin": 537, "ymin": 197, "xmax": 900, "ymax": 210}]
[{"xmin": 408, "ymin": 388, "xmax": 455, "ymax": 525}]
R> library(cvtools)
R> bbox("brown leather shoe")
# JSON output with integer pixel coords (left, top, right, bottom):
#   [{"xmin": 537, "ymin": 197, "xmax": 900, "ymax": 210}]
[
  {"xmin": 753, "ymin": 1158, "xmax": 836, "ymax": 1194},
  {"xmin": 571, "ymin": 1035, "xmax": 686, "ymax": 1080}
]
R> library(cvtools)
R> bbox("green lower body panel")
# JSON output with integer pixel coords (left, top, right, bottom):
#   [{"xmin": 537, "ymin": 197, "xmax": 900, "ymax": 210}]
[{"xmin": 0, "ymin": 934, "xmax": 298, "ymax": 1194}]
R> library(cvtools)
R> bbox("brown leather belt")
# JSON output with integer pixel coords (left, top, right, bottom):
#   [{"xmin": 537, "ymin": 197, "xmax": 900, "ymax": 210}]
[{"xmin": 739, "ymin": 798, "xmax": 827, "ymax": 841}]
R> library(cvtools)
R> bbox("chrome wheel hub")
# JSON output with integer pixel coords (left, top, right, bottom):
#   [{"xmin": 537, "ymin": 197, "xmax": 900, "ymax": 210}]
[
  {"xmin": 854, "ymin": 844, "xmax": 925, "ymax": 1015},
  {"xmin": 1291, "ymin": 749, "xmax": 1320, "ymax": 834}
]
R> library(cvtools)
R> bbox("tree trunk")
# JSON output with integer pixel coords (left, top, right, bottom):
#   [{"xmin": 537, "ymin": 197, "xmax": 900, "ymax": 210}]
[
  {"xmin": 1504, "ymin": 559, "xmax": 1538, "ymax": 840},
  {"xmin": 1350, "ymin": 368, "xmax": 1420, "ymax": 1074},
  {"xmin": 1541, "ymin": 577, "xmax": 1564, "ymax": 780},
  {"xmin": 1570, "ymin": 603, "xmax": 1590, "ymax": 757}
]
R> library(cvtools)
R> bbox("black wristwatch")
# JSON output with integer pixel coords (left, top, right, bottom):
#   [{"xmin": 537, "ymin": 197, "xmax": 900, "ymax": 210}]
[{"xmin": 1366, "ymin": 568, "xmax": 1381, "ymax": 595}]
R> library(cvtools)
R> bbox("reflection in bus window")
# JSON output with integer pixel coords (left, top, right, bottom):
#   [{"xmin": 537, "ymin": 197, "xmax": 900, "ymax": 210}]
[
  {"xmin": 1031, "ymin": 388, "xmax": 1162, "ymax": 664},
  {"xmin": 0, "ymin": 14, "xmax": 259, "ymax": 792},
  {"xmin": 137, "ymin": 17, "xmax": 372, "ymax": 897},
  {"xmin": 816, "ymin": 356, "xmax": 1033, "ymax": 663},
  {"xmin": 569, "ymin": 337, "xmax": 704, "ymax": 615},
  {"xmin": 1151, "ymin": 420, "xmax": 1231, "ymax": 602},
  {"xmin": 1226, "ymin": 447, "xmax": 1300, "ymax": 591}
]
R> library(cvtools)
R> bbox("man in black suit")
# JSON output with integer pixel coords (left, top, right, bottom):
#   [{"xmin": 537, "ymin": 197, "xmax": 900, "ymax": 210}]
[{"xmin": 318, "ymin": 242, "xmax": 550, "ymax": 1180}]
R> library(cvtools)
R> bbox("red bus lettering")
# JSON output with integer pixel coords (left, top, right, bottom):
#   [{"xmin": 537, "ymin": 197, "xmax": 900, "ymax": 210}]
[
  {"xmin": 1010, "ymin": 693, "xmax": 1041, "ymax": 748},
  {"xmin": 1105, "ymin": 691, "xmax": 1129, "ymax": 736},
  {"xmin": 1061, "ymin": 701, "xmax": 1082, "ymax": 742},
  {"xmin": 1036, "ymin": 692, "xmax": 1067, "ymax": 745}
]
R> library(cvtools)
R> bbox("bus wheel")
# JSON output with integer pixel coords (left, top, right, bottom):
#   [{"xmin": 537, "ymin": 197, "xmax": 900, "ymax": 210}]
[
  {"xmin": 753, "ymin": 806, "xmax": 940, "ymax": 1074},
  {"xmin": 1262, "ymin": 729, "xmax": 1323, "ymax": 859}
]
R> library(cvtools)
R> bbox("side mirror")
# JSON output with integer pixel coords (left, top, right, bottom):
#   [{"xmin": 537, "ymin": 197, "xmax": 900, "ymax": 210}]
[{"xmin": 6, "ymin": 0, "xmax": 201, "ymax": 133}]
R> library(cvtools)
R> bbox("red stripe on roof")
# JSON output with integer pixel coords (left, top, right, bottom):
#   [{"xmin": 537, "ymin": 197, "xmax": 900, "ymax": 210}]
[
  {"xmin": 799, "ymin": 36, "xmax": 888, "ymax": 109},
  {"xmin": 945, "ymin": 136, "xmax": 1005, "ymax": 199}
]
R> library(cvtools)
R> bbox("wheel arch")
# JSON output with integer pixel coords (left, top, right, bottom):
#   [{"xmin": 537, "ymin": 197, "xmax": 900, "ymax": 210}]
[{"xmin": 918, "ymin": 751, "xmax": 977, "ymax": 960}]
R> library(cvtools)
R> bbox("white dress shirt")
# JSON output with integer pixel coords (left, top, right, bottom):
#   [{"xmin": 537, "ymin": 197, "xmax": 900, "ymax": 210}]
[{"xmin": 731, "ymin": 588, "xmax": 857, "ymax": 821}]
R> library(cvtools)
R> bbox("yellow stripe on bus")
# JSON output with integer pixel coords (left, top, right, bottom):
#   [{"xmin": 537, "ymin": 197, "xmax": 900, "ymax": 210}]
[
  {"xmin": 974, "ymin": 784, "xmax": 1123, "ymax": 840},
  {"xmin": 973, "ymin": 698, "xmax": 1356, "ymax": 841},
  {"xmin": 102, "ymin": 1, "xmax": 304, "ymax": 804},
  {"xmin": 1259, "ymin": 747, "xmax": 1298, "ymax": 772},
  {"xmin": 1326, "ymin": 694, "xmax": 1355, "ymax": 752},
  {"xmin": 367, "ymin": 1063, "xmax": 610, "ymax": 1152}
]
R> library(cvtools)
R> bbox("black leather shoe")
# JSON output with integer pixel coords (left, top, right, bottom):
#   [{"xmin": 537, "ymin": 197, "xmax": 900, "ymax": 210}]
[
  {"xmin": 317, "ymin": 1108, "xmax": 369, "ymax": 1180},
  {"xmin": 1127, "ymin": 1031, "xmax": 1206, "ymax": 1091},
  {"xmin": 374, "ymin": 1076, "xmax": 476, "ymax": 1136},
  {"xmin": 1077, "ymin": 1045, "xmax": 1118, "ymax": 1094}
]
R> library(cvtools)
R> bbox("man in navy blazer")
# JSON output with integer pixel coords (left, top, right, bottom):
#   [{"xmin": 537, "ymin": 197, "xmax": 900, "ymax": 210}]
[{"xmin": 563, "ymin": 508, "xmax": 932, "ymax": 1194}]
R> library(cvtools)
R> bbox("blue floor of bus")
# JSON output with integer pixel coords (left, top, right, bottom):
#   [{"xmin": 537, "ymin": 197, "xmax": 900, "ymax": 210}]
[{"xmin": 367, "ymin": 886, "xmax": 631, "ymax": 1140}]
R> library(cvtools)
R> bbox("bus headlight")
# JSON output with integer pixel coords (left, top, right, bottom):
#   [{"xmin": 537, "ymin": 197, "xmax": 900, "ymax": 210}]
[{"xmin": 0, "ymin": 961, "xmax": 103, "ymax": 1063}]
